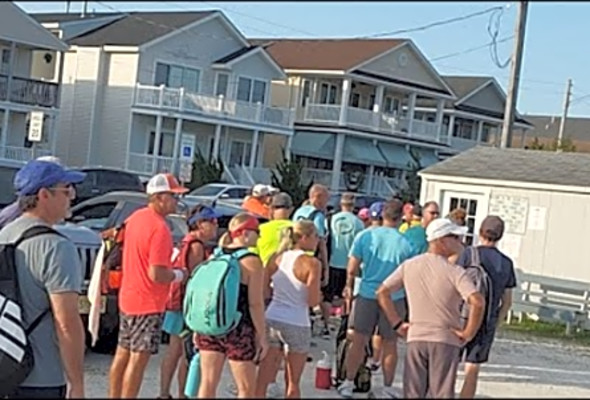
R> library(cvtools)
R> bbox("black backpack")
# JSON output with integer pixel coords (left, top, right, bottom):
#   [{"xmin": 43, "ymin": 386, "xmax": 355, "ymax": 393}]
[
  {"xmin": 0, "ymin": 225, "xmax": 61, "ymax": 397},
  {"xmin": 334, "ymin": 315, "xmax": 372, "ymax": 393},
  {"xmin": 459, "ymin": 246, "xmax": 494, "ymax": 336}
]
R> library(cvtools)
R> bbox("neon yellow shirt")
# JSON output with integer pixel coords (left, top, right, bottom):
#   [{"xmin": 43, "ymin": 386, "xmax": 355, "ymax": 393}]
[
  {"xmin": 399, "ymin": 220, "xmax": 421, "ymax": 233},
  {"xmin": 253, "ymin": 219, "xmax": 294, "ymax": 267}
]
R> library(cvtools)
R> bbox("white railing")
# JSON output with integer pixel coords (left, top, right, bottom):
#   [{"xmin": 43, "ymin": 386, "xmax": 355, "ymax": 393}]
[
  {"xmin": 222, "ymin": 164, "xmax": 238, "ymax": 184},
  {"xmin": 303, "ymin": 104, "xmax": 340, "ymax": 123},
  {"xmin": 127, "ymin": 152, "xmax": 175, "ymax": 175},
  {"xmin": 134, "ymin": 84, "xmax": 294, "ymax": 130},
  {"xmin": 0, "ymin": 146, "xmax": 51, "ymax": 162},
  {"xmin": 301, "ymin": 103, "xmax": 445, "ymax": 143}
]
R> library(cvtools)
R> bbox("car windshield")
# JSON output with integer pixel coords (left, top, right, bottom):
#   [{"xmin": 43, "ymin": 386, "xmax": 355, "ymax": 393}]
[{"xmin": 188, "ymin": 185, "xmax": 224, "ymax": 197}]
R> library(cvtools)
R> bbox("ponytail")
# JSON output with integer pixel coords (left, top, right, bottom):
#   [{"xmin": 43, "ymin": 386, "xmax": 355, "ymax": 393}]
[
  {"xmin": 218, "ymin": 231, "xmax": 232, "ymax": 247},
  {"xmin": 276, "ymin": 226, "xmax": 295, "ymax": 255}
]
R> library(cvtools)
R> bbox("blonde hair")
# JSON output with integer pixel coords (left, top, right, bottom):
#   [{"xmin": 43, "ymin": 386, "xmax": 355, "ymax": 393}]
[
  {"xmin": 276, "ymin": 221, "xmax": 317, "ymax": 254},
  {"xmin": 218, "ymin": 212, "xmax": 255, "ymax": 247}
]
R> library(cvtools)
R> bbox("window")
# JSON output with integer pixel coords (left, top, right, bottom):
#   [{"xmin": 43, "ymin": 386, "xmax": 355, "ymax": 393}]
[
  {"xmin": 481, "ymin": 124, "xmax": 492, "ymax": 143},
  {"xmin": 350, "ymin": 93, "xmax": 361, "ymax": 108},
  {"xmin": 226, "ymin": 188, "xmax": 249, "ymax": 199},
  {"xmin": 319, "ymin": 83, "xmax": 337, "ymax": 104},
  {"xmin": 1, "ymin": 49, "xmax": 10, "ymax": 74},
  {"xmin": 301, "ymin": 79, "xmax": 311, "ymax": 106},
  {"xmin": 96, "ymin": 171, "xmax": 143, "ymax": 192},
  {"xmin": 237, "ymin": 77, "xmax": 267, "ymax": 104},
  {"xmin": 215, "ymin": 73, "xmax": 229, "ymax": 97},
  {"xmin": 368, "ymin": 95, "xmax": 376, "ymax": 110},
  {"xmin": 71, "ymin": 202, "xmax": 117, "ymax": 231},
  {"xmin": 154, "ymin": 62, "xmax": 200, "ymax": 92},
  {"xmin": 148, "ymin": 131, "xmax": 175, "ymax": 157},
  {"xmin": 447, "ymin": 196, "xmax": 479, "ymax": 246},
  {"xmin": 455, "ymin": 119, "xmax": 475, "ymax": 139},
  {"xmin": 383, "ymin": 96, "xmax": 399, "ymax": 115}
]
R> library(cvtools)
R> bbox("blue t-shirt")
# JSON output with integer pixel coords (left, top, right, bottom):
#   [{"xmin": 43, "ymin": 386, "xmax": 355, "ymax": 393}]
[
  {"xmin": 457, "ymin": 246, "xmax": 517, "ymax": 327},
  {"xmin": 350, "ymin": 226, "xmax": 417, "ymax": 300},
  {"xmin": 292, "ymin": 205, "xmax": 327, "ymax": 238},
  {"xmin": 404, "ymin": 225, "xmax": 428, "ymax": 254},
  {"xmin": 329, "ymin": 211, "xmax": 364, "ymax": 269}
]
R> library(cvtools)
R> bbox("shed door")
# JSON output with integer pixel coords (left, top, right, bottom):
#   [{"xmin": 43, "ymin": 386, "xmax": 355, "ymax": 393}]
[{"xmin": 442, "ymin": 191, "xmax": 485, "ymax": 246}]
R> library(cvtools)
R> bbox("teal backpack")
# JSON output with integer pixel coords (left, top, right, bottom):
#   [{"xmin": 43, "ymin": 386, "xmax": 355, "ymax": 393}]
[{"xmin": 183, "ymin": 247, "xmax": 252, "ymax": 336}]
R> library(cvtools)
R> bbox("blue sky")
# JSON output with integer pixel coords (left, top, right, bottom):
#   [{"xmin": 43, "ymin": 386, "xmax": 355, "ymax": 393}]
[{"xmin": 16, "ymin": 1, "xmax": 590, "ymax": 117}]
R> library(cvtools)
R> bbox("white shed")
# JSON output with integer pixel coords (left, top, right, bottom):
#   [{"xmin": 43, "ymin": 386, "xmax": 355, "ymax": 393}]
[{"xmin": 419, "ymin": 146, "xmax": 590, "ymax": 283}]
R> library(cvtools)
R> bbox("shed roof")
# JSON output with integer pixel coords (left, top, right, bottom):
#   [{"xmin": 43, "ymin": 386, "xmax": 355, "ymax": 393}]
[{"xmin": 420, "ymin": 146, "xmax": 590, "ymax": 188}]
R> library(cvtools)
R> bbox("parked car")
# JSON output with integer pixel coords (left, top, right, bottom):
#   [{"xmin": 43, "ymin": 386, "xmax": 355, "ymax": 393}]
[
  {"xmin": 64, "ymin": 190, "xmax": 267, "ymax": 353},
  {"xmin": 327, "ymin": 193, "xmax": 389, "ymax": 214},
  {"xmin": 183, "ymin": 183, "xmax": 251, "ymax": 206},
  {"xmin": 0, "ymin": 160, "xmax": 25, "ymax": 208},
  {"xmin": 72, "ymin": 167, "xmax": 144, "ymax": 205}
]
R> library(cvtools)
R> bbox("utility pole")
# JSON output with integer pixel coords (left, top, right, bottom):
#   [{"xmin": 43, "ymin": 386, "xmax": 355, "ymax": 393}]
[
  {"xmin": 556, "ymin": 78, "xmax": 573, "ymax": 150},
  {"xmin": 500, "ymin": 1, "xmax": 529, "ymax": 148}
]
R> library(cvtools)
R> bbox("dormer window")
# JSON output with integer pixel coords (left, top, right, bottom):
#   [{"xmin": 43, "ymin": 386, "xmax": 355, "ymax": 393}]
[{"xmin": 154, "ymin": 62, "xmax": 200, "ymax": 93}]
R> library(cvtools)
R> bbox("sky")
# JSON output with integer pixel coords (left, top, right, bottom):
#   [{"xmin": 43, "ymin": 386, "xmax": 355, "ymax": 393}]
[{"xmin": 15, "ymin": 1, "xmax": 590, "ymax": 118}]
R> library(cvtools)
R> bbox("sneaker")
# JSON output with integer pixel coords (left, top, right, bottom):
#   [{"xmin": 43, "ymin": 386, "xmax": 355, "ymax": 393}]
[
  {"xmin": 321, "ymin": 326, "xmax": 331, "ymax": 339},
  {"xmin": 337, "ymin": 380, "xmax": 355, "ymax": 398},
  {"xmin": 267, "ymin": 382, "xmax": 283, "ymax": 398},
  {"xmin": 380, "ymin": 386, "xmax": 399, "ymax": 399},
  {"xmin": 367, "ymin": 360, "xmax": 381, "ymax": 372}
]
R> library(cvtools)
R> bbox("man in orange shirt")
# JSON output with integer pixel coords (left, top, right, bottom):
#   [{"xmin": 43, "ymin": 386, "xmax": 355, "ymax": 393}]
[
  {"xmin": 108, "ymin": 173, "xmax": 189, "ymax": 399},
  {"xmin": 242, "ymin": 184, "xmax": 271, "ymax": 219}
]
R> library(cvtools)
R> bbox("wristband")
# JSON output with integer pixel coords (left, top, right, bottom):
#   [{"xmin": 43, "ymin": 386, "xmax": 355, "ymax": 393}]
[
  {"xmin": 392, "ymin": 320, "xmax": 403, "ymax": 331},
  {"xmin": 172, "ymin": 269, "xmax": 185, "ymax": 283}
]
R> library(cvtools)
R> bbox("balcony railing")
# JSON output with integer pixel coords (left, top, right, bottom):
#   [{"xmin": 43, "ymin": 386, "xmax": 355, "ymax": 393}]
[
  {"xmin": 134, "ymin": 84, "xmax": 294, "ymax": 130},
  {"xmin": 127, "ymin": 152, "xmax": 175, "ymax": 175},
  {"xmin": 301, "ymin": 103, "xmax": 444, "ymax": 143},
  {"xmin": 0, "ymin": 145, "xmax": 52, "ymax": 162},
  {"xmin": 0, "ymin": 75, "xmax": 59, "ymax": 108}
]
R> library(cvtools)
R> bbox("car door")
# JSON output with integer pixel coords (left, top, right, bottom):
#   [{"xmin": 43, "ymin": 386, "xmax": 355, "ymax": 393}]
[
  {"xmin": 224, "ymin": 187, "xmax": 249, "ymax": 205},
  {"xmin": 70, "ymin": 201, "xmax": 118, "ymax": 232}
]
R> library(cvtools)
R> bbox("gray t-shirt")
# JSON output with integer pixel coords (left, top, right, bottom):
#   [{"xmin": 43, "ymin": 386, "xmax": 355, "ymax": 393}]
[{"xmin": 0, "ymin": 215, "xmax": 82, "ymax": 387}]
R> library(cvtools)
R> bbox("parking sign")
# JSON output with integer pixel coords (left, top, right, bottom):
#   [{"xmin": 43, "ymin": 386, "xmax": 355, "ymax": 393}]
[{"xmin": 180, "ymin": 134, "xmax": 196, "ymax": 161}]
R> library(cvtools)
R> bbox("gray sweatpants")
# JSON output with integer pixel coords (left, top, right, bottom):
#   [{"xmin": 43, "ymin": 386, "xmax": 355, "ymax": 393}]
[{"xmin": 404, "ymin": 341, "xmax": 460, "ymax": 398}]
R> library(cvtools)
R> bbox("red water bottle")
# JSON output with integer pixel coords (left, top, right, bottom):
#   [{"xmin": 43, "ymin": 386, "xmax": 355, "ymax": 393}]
[{"xmin": 315, "ymin": 351, "xmax": 332, "ymax": 390}]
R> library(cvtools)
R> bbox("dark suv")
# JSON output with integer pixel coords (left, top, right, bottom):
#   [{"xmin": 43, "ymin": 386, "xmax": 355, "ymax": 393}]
[
  {"xmin": 72, "ymin": 167, "xmax": 144, "ymax": 205},
  {"xmin": 327, "ymin": 193, "xmax": 388, "ymax": 214}
]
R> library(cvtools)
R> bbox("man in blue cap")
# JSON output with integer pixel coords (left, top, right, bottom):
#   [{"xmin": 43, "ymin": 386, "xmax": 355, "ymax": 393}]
[
  {"xmin": 0, "ymin": 159, "xmax": 87, "ymax": 398},
  {"xmin": 368, "ymin": 201, "xmax": 384, "ymax": 228}
]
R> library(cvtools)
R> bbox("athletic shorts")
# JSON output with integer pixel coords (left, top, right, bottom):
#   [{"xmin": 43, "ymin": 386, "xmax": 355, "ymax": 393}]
[
  {"xmin": 348, "ymin": 296, "xmax": 407, "ymax": 341},
  {"xmin": 162, "ymin": 311, "xmax": 185, "ymax": 336},
  {"xmin": 461, "ymin": 328, "xmax": 497, "ymax": 364},
  {"xmin": 267, "ymin": 319, "xmax": 311, "ymax": 354},
  {"xmin": 118, "ymin": 312, "xmax": 163, "ymax": 354},
  {"xmin": 195, "ymin": 318, "xmax": 256, "ymax": 362},
  {"xmin": 322, "ymin": 267, "xmax": 347, "ymax": 303}
]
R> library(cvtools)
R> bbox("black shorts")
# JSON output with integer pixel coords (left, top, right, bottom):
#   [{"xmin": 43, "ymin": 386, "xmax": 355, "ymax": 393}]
[
  {"xmin": 322, "ymin": 267, "xmax": 347, "ymax": 303},
  {"xmin": 461, "ymin": 328, "xmax": 496, "ymax": 364}
]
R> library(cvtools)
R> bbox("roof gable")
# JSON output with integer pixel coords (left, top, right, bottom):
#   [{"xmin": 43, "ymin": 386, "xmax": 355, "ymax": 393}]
[
  {"xmin": 249, "ymin": 38, "xmax": 405, "ymax": 71},
  {"xmin": 442, "ymin": 75, "xmax": 491, "ymax": 100},
  {"xmin": 420, "ymin": 146, "xmax": 590, "ymax": 188}
]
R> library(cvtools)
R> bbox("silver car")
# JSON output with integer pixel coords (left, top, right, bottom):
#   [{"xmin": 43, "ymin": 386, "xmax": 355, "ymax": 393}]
[{"xmin": 183, "ymin": 183, "xmax": 251, "ymax": 206}]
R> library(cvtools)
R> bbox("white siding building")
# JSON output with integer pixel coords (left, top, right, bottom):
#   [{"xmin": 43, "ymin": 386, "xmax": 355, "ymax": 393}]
[{"xmin": 419, "ymin": 146, "xmax": 590, "ymax": 283}]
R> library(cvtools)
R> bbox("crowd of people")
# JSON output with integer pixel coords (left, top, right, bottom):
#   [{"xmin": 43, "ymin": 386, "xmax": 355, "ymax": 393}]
[{"xmin": 0, "ymin": 157, "xmax": 517, "ymax": 399}]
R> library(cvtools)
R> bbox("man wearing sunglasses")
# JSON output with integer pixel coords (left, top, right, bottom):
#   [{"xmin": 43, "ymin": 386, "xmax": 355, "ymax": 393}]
[
  {"xmin": 377, "ymin": 218, "xmax": 485, "ymax": 398},
  {"xmin": 108, "ymin": 173, "xmax": 189, "ymax": 399},
  {"xmin": 404, "ymin": 201, "xmax": 440, "ymax": 255},
  {"xmin": 0, "ymin": 159, "xmax": 87, "ymax": 399}
]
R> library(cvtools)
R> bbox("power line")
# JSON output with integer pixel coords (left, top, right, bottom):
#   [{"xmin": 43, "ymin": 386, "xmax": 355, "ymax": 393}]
[
  {"xmin": 431, "ymin": 35, "xmax": 513, "ymax": 62},
  {"xmin": 357, "ymin": 5, "xmax": 505, "ymax": 39}
]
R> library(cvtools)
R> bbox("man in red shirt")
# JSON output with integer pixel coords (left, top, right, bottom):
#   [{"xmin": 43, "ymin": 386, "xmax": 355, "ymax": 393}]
[{"xmin": 108, "ymin": 173, "xmax": 188, "ymax": 399}]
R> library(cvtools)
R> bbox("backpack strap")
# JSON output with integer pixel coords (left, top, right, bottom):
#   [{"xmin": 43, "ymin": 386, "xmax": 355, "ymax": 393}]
[
  {"xmin": 469, "ymin": 246, "xmax": 481, "ymax": 268},
  {"xmin": 232, "ymin": 248, "xmax": 255, "ymax": 261},
  {"xmin": 184, "ymin": 238, "xmax": 205, "ymax": 269}
]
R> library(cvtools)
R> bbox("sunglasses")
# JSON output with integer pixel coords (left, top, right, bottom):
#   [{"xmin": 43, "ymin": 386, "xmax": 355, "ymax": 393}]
[{"xmin": 444, "ymin": 234, "xmax": 461, "ymax": 240}]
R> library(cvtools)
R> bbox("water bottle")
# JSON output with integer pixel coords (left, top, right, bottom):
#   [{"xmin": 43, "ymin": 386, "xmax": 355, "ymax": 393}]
[
  {"xmin": 315, "ymin": 351, "xmax": 332, "ymax": 390},
  {"xmin": 184, "ymin": 351, "xmax": 201, "ymax": 398}
]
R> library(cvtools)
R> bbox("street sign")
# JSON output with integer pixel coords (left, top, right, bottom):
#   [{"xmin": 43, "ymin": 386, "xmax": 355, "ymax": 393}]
[
  {"xmin": 179, "ymin": 161, "xmax": 193, "ymax": 183},
  {"xmin": 28, "ymin": 111, "xmax": 44, "ymax": 142},
  {"xmin": 180, "ymin": 134, "xmax": 196, "ymax": 161}
]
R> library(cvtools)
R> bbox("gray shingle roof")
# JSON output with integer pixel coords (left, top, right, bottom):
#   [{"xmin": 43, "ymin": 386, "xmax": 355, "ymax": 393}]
[
  {"xmin": 31, "ymin": 12, "xmax": 121, "ymax": 23},
  {"xmin": 420, "ymin": 146, "xmax": 590, "ymax": 188},
  {"xmin": 523, "ymin": 115, "xmax": 590, "ymax": 142},
  {"xmin": 442, "ymin": 75, "xmax": 491, "ymax": 100},
  {"xmin": 31, "ymin": 11, "xmax": 217, "ymax": 46}
]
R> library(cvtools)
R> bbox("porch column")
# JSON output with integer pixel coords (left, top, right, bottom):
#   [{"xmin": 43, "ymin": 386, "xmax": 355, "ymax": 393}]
[
  {"xmin": 476, "ymin": 120, "xmax": 484, "ymax": 143},
  {"xmin": 285, "ymin": 134, "xmax": 293, "ymax": 161},
  {"xmin": 367, "ymin": 164, "xmax": 375, "ymax": 194},
  {"xmin": 50, "ymin": 114, "xmax": 58, "ymax": 155},
  {"xmin": 331, "ymin": 133, "xmax": 345, "ymax": 191},
  {"xmin": 1, "ymin": 110, "xmax": 9, "ymax": 157},
  {"xmin": 172, "ymin": 118, "xmax": 183, "ymax": 175},
  {"xmin": 5, "ymin": 42, "xmax": 16, "ymax": 104},
  {"xmin": 447, "ymin": 114, "xmax": 455, "ymax": 146},
  {"xmin": 152, "ymin": 115, "xmax": 163, "ymax": 174},
  {"xmin": 212, "ymin": 124, "xmax": 222, "ymax": 161},
  {"xmin": 339, "ymin": 78, "xmax": 352, "ymax": 126},
  {"xmin": 249, "ymin": 130, "xmax": 259, "ymax": 169},
  {"xmin": 372, "ymin": 85, "xmax": 385, "ymax": 130},
  {"xmin": 435, "ymin": 99, "xmax": 445, "ymax": 141},
  {"xmin": 311, "ymin": 79, "xmax": 319, "ymax": 103},
  {"xmin": 406, "ymin": 92, "xmax": 417, "ymax": 134}
]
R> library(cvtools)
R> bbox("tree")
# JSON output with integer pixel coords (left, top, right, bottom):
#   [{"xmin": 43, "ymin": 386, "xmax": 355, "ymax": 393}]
[
  {"xmin": 526, "ymin": 136, "xmax": 577, "ymax": 152},
  {"xmin": 270, "ymin": 153, "xmax": 313, "ymax": 208},
  {"xmin": 397, "ymin": 148, "xmax": 423, "ymax": 203},
  {"xmin": 186, "ymin": 149, "xmax": 224, "ymax": 191}
]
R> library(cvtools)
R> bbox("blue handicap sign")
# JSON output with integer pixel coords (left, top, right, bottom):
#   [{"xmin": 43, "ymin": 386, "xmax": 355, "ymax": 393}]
[{"xmin": 183, "ymin": 146, "xmax": 191, "ymax": 157}]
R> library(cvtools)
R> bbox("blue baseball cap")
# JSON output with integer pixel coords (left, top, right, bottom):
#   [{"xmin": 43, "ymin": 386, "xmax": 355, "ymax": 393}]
[
  {"xmin": 14, "ymin": 160, "xmax": 86, "ymax": 196},
  {"xmin": 369, "ymin": 201, "xmax": 385, "ymax": 219},
  {"xmin": 188, "ymin": 205, "xmax": 222, "ymax": 225}
]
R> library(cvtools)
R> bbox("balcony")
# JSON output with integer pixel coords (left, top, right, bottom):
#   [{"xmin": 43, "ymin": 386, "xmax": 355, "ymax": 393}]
[
  {"xmin": 127, "ymin": 152, "xmax": 175, "ymax": 176},
  {"xmin": 0, "ymin": 74, "xmax": 59, "ymax": 108},
  {"xmin": 301, "ymin": 103, "xmax": 446, "ymax": 143},
  {"xmin": 134, "ymin": 84, "xmax": 294, "ymax": 132},
  {"xmin": 0, "ymin": 145, "xmax": 52, "ymax": 162}
]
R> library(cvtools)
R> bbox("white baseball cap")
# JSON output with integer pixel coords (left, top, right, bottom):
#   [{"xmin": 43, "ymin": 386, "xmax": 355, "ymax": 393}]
[
  {"xmin": 426, "ymin": 218, "xmax": 468, "ymax": 242},
  {"xmin": 252, "ymin": 184, "xmax": 270, "ymax": 197},
  {"xmin": 36, "ymin": 155, "xmax": 62, "ymax": 165},
  {"xmin": 146, "ymin": 173, "xmax": 189, "ymax": 195}
]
